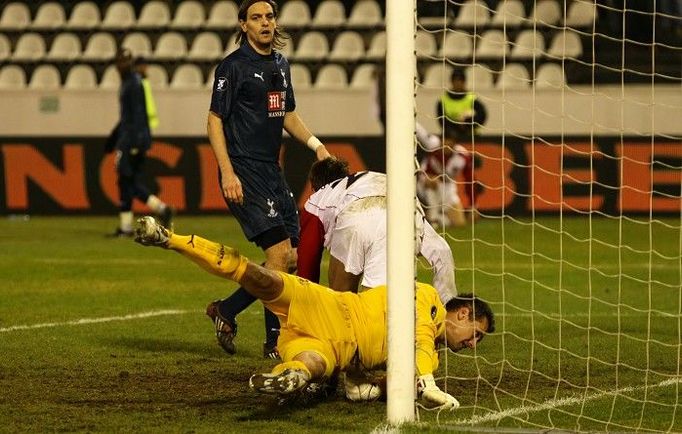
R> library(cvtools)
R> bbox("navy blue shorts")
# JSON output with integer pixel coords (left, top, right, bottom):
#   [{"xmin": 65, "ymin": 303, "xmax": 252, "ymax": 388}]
[{"xmin": 223, "ymin": 158, "xmax": 300, "ymax": 247}]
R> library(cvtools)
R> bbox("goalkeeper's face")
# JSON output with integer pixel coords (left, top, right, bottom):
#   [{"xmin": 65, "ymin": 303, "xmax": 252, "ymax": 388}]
[{"xmin": 444, "ymin": 307, "xmax": 489, "ymax": 353}]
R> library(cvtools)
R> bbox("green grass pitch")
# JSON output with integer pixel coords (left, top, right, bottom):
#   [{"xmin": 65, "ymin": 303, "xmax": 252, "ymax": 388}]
[{"xmin": 1, "ymin": 215, "xmax": 680, "ymax": 432}]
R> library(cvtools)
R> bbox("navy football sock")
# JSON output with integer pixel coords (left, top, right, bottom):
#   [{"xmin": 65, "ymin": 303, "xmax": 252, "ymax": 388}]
[
  {"xmin": 264, "ymin": 307, "xmax": 280, "ymax": 345},
  {"xmin": 217, "ymin": 286, "xmax": 256, "ymax": 323}
]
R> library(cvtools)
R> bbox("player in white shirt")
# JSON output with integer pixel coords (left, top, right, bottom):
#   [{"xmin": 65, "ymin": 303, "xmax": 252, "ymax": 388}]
[
  {"xmin": 416, "ymin": 122, "xmax": 468, "ymax": 228},
  {"xmin": 299, "ymin": 159, "xmax": 457, "ymax": 307}
]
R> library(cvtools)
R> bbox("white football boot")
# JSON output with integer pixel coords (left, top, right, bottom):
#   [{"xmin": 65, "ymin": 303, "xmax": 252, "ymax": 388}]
[{"xmin": 134, "ymin": 216, "xmax": 170, "ymax": 247}]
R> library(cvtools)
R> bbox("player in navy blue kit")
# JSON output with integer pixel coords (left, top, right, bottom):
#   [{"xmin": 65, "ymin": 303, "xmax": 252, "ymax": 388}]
[
  {"xmin": 107, "ymin": 49, "xmax": 173, "ymax": 237},
  {"xmin": 205, "ymin": 0, "xmax": 331, "ymax": 358}
]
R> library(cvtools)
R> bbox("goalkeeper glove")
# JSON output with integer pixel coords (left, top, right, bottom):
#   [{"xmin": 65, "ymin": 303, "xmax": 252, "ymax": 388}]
[{"xmin": 417, "ymin": 374, "xmax": 460, "ymax": 410}]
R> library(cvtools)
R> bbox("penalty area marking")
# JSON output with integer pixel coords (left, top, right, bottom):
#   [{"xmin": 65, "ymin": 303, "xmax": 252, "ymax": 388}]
[
  {"xmin": 0, "ymin": 309, "xmax": 192, "ymax": 333},
  {"xmin": 454, "ymin": 377, "xmax": 682, "ymax": 426}
]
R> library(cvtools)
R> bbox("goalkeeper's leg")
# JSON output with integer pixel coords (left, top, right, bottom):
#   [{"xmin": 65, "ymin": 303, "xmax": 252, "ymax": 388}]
[
  {"xmin": 249, "ymin": 350, "xmax": 328, "ymax": 395},
  {"xmin": 134, "ymin": 216, "xmax": 285, "ymax": 301}
]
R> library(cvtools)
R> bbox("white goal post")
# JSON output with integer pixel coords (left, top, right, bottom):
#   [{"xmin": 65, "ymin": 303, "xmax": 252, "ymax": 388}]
[{"xmin": 385, "ymin": 0, "xmax": 417, "ymax": 425}]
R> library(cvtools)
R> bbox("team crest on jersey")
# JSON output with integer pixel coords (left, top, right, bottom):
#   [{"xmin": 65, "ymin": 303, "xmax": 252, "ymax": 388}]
[
  {"xmin": 267, "ymin": 91, "xmax": 286, "ymax": 117},
  {"xmin": 279, "ymin": 69, "xmax": 288, "ymax": 88},
  {"xmin": 431, "ymin": 305, "xmax": 437, "ymax": 320},
  {"xmin": 216, "ymin": 76, "xmax": 227, "ymax": 91},
  {"xmin": 266, "ymin": 199, "xmax": 278, "ymax": 218}
]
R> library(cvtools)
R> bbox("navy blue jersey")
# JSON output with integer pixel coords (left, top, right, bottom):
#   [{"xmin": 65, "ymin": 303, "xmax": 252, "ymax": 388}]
[
  {"xmin": 209, "ymin": 42, "xmax": 296, "ymax": 164},
  {"xmin": 117, "ymin": 71, "xmax": 151, "ymax": 153}
]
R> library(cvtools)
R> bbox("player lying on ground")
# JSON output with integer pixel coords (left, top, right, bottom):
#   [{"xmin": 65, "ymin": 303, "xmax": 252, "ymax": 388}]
[{"xmin": 134, "ymin": 216, "xmax": 495, "ymax": 409}]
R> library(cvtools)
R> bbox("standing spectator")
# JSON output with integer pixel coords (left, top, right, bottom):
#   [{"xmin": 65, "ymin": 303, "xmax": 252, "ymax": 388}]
[
  {"xmin": 436, "ymin": 68, "xmax": 487, "ymax": 216},
  {"xmin": 107, "ymin": 49, "xmax": 173, "ymax": 237},
  {"xmin": 135, "ymin": 57, "xmax": 159, "ymax": 132},
  {"xmin": 205, "ymin": 0, "xmax": 331, "ymax": 358}
]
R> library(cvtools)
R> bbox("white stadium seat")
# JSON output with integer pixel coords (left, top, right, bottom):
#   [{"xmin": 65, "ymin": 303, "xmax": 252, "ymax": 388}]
[
  {"xmin": 65, "ymin": 2, "xmax": 100, "ymax": 30},
  {"xmin": 365, "ymin": 31, "xmax": 386, "ymax": 60},
  {"xmin": 294, "ymin": 31, "xmax": 329, "ymax": 61},
  {"xmin": 438, "ymin": 31, "xmax": 473, "ymax": 59},
  {"xmin": 416, "ymin": 31, "xmax": 437, "ymax": 59},
  {"xmin": 206, "ymin": 1, "xmax": 239, "ymax": 30},
  {"xmin": 422, "ymin": 63, "xmax": 453, "ymax": 87},
  {"xmin": 455, "ymin": 0, "xmax": 491, "ymax": 28},
  {"xmin": 277, "ymin": 0, "xmax": 311, "ymax": 28},
  {"xmin": 64, "ymin": 65, "xmax": 98, "ymax": 90},
  {"xmin": 0, "ymin": 2, "xmax": 31, "ymax": 31},
  {"xmin": 29, "ymin": 65, "xmax": 62, "ymax": 90},
  {"xmin": 121, "ymin": 32, "xmax": 153, "ymax": 59},
  {"xmin": 328, "ymin": 31, "xmax": 365, "ymax": 62},
  {"xmin": 0, "ymin": 65, "xmax": 27, "ymax": 89},
  {"xmin": 146, "ymin": 64, "xmax": 169, "ymax": 89},
  {"xmin": 11, "ymin": 33, "xmax": 46, "ymax": 62},
  {"xmin": 491, "ymin": 0, "xmax": 525, "ymax": 27},
  {"xmin": 531, "ymin": 0, "xmax": 562, "ymax": 26},
  {"xmin": 475, "ymin": 30, "xmax": 509, "ymax": 59},
  {"xmin": 46, "ymin": 33, "xmax": 82, "ymax": 61},
  {"xmin": 510, "ymin": 30, "xmax": 545, "ymax": 60},
  {"xmin": 289, "ymin": 64, "xmax": 312, "ymax": 89},
  {"xmin": 100, "ymin": 1, "xmax": 136, "ymax": 30},
  {"xmin": 0, "ymin": 34, "xmax": 11, "ymax": 61},
  {"xmin": 188, "ymin": 32, "xmax": 224, "ymax": 61},
  {"xmin": 82, "ymin": 32, "xmax": 117, "ymax": 61},
  {"xmin": 535, "ymin": 63, "xmax": 566, "ymax": 89},
  {"xmin": 31, "ymin": 2, "xmax": 66, "ymax": 30},
  {"xmin": 170, "ymin": 64, "xmax": 204, "ymax": 89},
  {"xmin": 153, "ymin": 32, "xmax": 189, "ymax": 60},
  {"xmin": 496, "ymin": 63, "xmax": 530, "ymax": 89},
  {"xmin": 349, "ymin": 63, "xmax": 376, "ymax": 89},
  {"xmin": 565, "ymin": 0, "xmax": 597, "ymax": 27},
  {"xmin": 314, "ymin": 64, "xmax": 348, "ymax": 89},
  {"xmin": 466, "ymin": 64, "xmax": 495, "ymax": 90},
  {"xmin": 311, "ymin": 0, "xmax": 346, "ymax": 29},
  {"xmin": 347, "ymin": 0, "xmax": 383, "ymax": 28},
  {"xmin": 170, "ymin": 1, "xmax": 206, "ymax": 29},
  {"xmin": 547, "ymin": 31, "xmax": 583, "ymax": 59},
  {"xmin": 136, "ymin": 1, "xmax": 171, "ymax": 29},
  {"xmin": 99, "ymin": 65, "xmax": 121, "ymax": 90}
]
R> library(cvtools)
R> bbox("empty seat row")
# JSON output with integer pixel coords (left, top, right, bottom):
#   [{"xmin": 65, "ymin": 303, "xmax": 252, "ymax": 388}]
[
  {"xmin": 0, "ymin": 62, "xmax": 378, "ymax": 91},
  {"xmin": 0, "ymin": 1, "xmax": 236, "ymax": 31},
  {"xmin": 420, "ymin": 62, "xmax": 567, "ymax": 90},
  {"xmin": 0, "ymin": 60, "xmax": 568, "ymax": 92},
  {"xmin": 1, "ymin": 31, "xmax": 228, "ymax": 62},
  {"xmin": 1, "ymin": 27, "xmax": 583, "ymax": 65},
  {"xmin": 419, "ymin": 0, "xmax": 597, "ymax": 29},
  {"xmin": 0, "ymin": 62, "xmax": 211, "ymax": 90},
  {"xmin": 0, "ymin": 29, "xmax": 387, "ymax": 63},
  {"xmin": 417, "ymin": 29, "xmax": 584, "ymax": 60},
  {"xmin": 0, "ymin": 0, "xmax": 385, "ymax": 32}
]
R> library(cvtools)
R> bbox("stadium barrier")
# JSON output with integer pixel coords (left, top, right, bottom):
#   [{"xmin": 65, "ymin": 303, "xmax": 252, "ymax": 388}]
[{"xmin": 0, "ymin": 136, "xmax": 679, "ymax": 215}]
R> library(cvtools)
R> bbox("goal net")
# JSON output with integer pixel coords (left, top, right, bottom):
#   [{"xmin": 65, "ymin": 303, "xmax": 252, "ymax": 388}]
[{"xmin": 408, "ymin": 0, "xmax": 682, "ymax": 431}]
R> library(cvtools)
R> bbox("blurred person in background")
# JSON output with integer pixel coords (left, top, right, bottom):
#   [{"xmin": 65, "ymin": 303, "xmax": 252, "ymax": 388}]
[
  {"xmin": 205, "ymin": 0, "xmax": 331, "ymax": 359},
  {"xmin": 436, "ymin": 68, "xmax": 487, "ymax": 219},
  {"xmin": 416, "ymin": 123, "xmax": 468, "ymax": 228},
  {"xmin": 134, "ymin": 56, "xmax": 159, "ymax": 132},
  {"xmin": 105, "ymin": 49, "xmax": 173, "ymax": 237}
]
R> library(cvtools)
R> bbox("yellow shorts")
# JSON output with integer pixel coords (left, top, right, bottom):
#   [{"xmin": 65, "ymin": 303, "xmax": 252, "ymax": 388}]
[{"xmin": 262, "ymin": 272, "xmax": 359, "ymax": 377}]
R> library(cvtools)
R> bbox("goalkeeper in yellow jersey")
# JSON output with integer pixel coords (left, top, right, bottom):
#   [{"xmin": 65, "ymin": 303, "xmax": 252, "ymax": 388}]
[{"xmin": 134, "ymin": 216, "xmax": 495, "ymax": 409}]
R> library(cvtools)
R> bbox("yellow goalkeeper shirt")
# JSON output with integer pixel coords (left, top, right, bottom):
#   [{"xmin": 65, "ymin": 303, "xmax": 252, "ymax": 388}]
[{"xmin": 275, "ymin": 274, "xmax": 445, "ymax": 376}]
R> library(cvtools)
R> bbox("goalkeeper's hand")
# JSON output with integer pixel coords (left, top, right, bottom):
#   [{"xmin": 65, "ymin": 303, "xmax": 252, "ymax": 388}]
[{"xmin": 417, "ymin": 374, "xmax": 460, "ymax": 410}]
